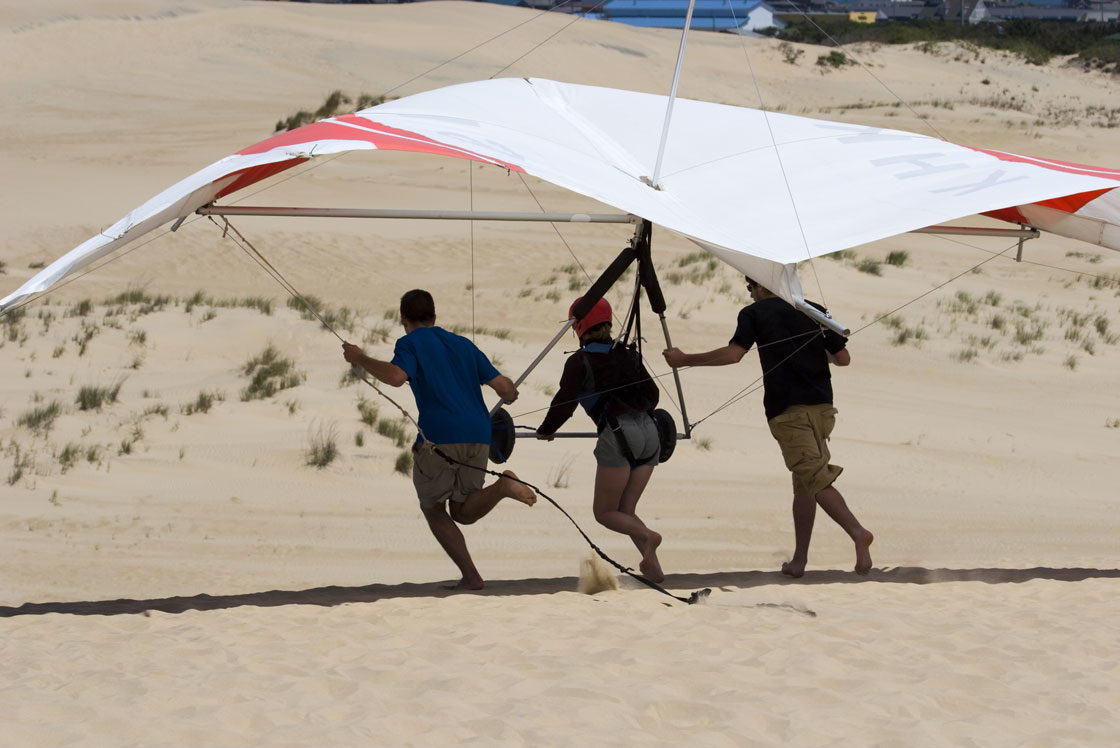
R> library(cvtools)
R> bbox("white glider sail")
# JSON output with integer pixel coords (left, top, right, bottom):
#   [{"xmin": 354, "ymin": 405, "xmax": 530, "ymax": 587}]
[{"xmin": 2, "ymin": 78, "xmax": 1118, "ymax": 313}]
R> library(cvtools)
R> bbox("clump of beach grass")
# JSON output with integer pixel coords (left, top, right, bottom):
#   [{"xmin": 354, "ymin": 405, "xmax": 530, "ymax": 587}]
[
  {"xmin": 549, "ymin": 455, "xmax": 576, "ymax": 489},
  {"xmin": 376, "ymin": 417, "xmax": 410, "ymax": 449},
  {"xmin": 884, "ymin": 250, "xmax": 909, "ymax": 267},
  {"xmin": 76, "ymin": 380, "xmax": 124, "ymax": 411},
  {"xmin": 356, "ymin": 396, "xmax": 379, "ymax": 427},
  {"xmin": 181, "ymin": 390, "xmax": 224, "ymax": 415},
  {"xmin": 856, "ymin": 258, "xmax": 882, "ymax": 276},
  {"xmin": 286, "ymin": 295, "xmax": 357, "ymax": 333},
  {"xmin": 394, "ymin": 449, "xmax": 412, "ymax": 475},
  {"xmin": 447, "ymin": 324, "xmax": 512, "ymax": 340},
  {"xmin": 241, "ymin": 344, "xmax": 305, "ymax": 401},
  {"xmin": 6, "ymin": 440, "xmax": 35, "ymax": 486},
  {"xmin": 17, "ymin": 401, "xmax": 63, "ymax": 436},
  {"xmin": 306, "ymin": 422, "xmax": 339, "ymax": 469}
]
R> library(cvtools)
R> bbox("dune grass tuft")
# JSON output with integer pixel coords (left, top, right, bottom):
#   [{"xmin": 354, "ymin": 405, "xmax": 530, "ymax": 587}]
[
  {"xmin": 306, "ymin": 422, "xmax": 339, "ymax": 469},
  {"xmin": 241, "ymin": 344, "xmax": 305, "ymax": 401}
]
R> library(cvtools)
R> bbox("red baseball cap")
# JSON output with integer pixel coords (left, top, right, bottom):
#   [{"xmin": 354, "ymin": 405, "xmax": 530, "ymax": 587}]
[{"xmin": 569, "ymin": 297, "xmax": 612, "ymax": 337}]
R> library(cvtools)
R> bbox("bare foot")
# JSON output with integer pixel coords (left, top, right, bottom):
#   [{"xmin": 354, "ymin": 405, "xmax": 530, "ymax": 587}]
[
  {"xmin": 499, "ymin": 470, "xmax": 536, "ymax": 506},
  {"xmin": 781, "ymin": 560, "xmax": 806, "ymax": 578},
  {"xmin": 442, "ymin": 576, "xmax": 484, "ymax": 591},
  {"xmin": 854, "ymin": 529, "xmax": 874, "ymax": 575},
  {"xmin": 638, "ymin": 531, "xmax": 664, "ymax": 583}
]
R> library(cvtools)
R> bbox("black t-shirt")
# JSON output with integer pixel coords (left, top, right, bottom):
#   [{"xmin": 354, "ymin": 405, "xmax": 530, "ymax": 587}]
[{"xmin": 730, "ymin": 296, "xmax": 847, "ymax": 420}]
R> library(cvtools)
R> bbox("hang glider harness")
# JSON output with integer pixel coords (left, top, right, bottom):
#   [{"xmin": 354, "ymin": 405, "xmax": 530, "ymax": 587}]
[{"xmin": 212, "ymin": 214, "xmax": 710, "ymax": 605}]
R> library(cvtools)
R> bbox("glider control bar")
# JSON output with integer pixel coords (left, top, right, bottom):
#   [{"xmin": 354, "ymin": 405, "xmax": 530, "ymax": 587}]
[
  {"xmin": 910, "ymin": 225, "xmax": 1039, "ymax": 239},
  {"xmin": 197, "ymin": 206, "xmax": 637, "ymax": 224}
]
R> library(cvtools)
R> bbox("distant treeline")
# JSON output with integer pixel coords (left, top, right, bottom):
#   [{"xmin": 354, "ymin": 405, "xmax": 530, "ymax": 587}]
[{"xmin": 764, "ymin": 19, "xmax": 1120, "ymax": 72}]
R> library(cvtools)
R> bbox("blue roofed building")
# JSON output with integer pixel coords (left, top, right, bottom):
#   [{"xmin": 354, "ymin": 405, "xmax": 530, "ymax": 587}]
[{"xmin": 588, "ymin": 0, "xmax": 787, "ymax": 33}]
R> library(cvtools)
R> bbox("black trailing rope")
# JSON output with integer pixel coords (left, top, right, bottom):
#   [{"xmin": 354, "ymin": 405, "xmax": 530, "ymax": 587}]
[{"xmin": 209, "ymin": 218, "xmax": 709, "ymax": 606}]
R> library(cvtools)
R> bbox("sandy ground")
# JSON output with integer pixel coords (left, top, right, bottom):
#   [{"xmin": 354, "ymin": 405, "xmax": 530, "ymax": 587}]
[{"xmin": 2, "ymin": 1, "xmax": 1119, "ymax": 745}]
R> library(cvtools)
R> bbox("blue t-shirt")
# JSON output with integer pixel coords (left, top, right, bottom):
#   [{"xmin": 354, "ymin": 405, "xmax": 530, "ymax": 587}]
[{"xmin": 391, "ymin": 326, "xmax": 500, "ymax": 445}]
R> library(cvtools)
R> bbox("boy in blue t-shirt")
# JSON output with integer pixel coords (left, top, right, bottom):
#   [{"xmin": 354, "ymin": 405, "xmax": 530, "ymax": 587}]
[{"xmin": 343, "ymin": 289, "xmax": 535, "ymax": 590}]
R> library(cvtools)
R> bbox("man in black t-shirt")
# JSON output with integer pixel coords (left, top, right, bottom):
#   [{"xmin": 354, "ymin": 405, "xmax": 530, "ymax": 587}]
[{"xmin": 663, "ymin": 276, "xmax": 873, "ymax": 577}]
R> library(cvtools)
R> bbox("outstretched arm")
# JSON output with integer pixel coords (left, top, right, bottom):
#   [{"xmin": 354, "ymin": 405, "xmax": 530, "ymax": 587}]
[
  {"xmin": 342, "ymin": 343, "xmax": 408, "ymax": 387},
  {"xmin": 663, "ymin": 343, "xmax": 748, "ymax": 368},
  {"xmin": 486, "ymin": 374, "xmax": 519, "ymax": 404}
]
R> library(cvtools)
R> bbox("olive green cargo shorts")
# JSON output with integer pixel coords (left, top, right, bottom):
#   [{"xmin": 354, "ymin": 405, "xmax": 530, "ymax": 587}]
[{"xmin": 767, "ymin": 404, "xmax": 843, "ymax": 496}]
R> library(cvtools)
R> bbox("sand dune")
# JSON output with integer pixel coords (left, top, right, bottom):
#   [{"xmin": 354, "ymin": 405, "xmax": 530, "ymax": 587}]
[{"xmin": 1, "ymin": 1, "xmax": 1118, "ymax": 745}]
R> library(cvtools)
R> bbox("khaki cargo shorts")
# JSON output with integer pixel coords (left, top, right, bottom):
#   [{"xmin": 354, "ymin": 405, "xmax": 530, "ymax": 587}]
[
  {"xmin": 412, "ymin": 442, "xmax": 489, "ymax": 509},
  {"xmin": 767, "ymin": 404, "xmax": 843, "ymax": 497}
]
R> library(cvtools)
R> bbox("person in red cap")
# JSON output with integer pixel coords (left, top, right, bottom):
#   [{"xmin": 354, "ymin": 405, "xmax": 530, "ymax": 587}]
[{"xmin": 536, "ymin": 297, "xmax": 666, "ymax": 582}]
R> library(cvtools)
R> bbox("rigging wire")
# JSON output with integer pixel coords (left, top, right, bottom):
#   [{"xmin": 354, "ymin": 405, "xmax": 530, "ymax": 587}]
[
  {"xmin": 726, "ymin": 1, "xmax": 828, "ymax": 309},
  {"xmin": 689, "ymin": 237, "xmax": 1022, "ymax": 427},
  {"xmin": 470, "ymin": 162, "xmax": 476, "ymax": 341},
  {"xmin": 775, "ymin": 9, "xmax": 950, "ymax": 143},
  {"xmin": 488, "ymin": 2, "xmax": 607, "ymax": 80}
]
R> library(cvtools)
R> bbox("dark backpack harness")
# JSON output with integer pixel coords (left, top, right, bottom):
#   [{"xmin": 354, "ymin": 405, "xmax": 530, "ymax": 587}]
[{"xmin": 580, "ymin": 342, "xmax": 658, "ymax": 467}]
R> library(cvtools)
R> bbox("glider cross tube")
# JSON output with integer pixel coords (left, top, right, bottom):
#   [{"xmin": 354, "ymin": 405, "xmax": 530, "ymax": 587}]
[{"xmin": 197, "ymin": 206, "xmax": 637, "ymax": 223}]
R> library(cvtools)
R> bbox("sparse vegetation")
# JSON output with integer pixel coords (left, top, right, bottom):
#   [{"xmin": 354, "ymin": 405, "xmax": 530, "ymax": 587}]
[
  {"xmin": 548, "ymin": 455, "xmax": 576, "ymax": 489},
  {"xmin": 363, "ymin": 323, "xmax": 393, "ymax": 345},
  {"xmin": 766, "ymin": 18, "xmax": 1120, "ymax": 72},
  {"xmin": 274, "ymin": 91, "xmax": 393, "ymax": 133},
  {"xmin": 181, "ymin": 390, "xmax": 224, "ymax": 415},
  {"xmin": 779, "ymin": 41, "xmax": 804, "ymax": 65},
  {"xmin": 885, "ymin": 250, "xmax": 909, "ymax": 267},
  {"xmin": 817, "ymin": 50, "xmax": 852, "ymax": 70},
  {"xmin": 446, "ymin": 324, "xmax": 512, "ymax": 340},
  {"xmin": 394, "ymin": 449, "xmax": 412, "ymax": 475},
  {"xmin": 17, "ymin": 401, "xmax": 63, "ymax": 435},
  {"xmin": 286, "ymin": 295, "xmax": 357, "ymax": 333},
  {"xmin": 376, "ymin": 417, "xmax": 410, "ymax": 449},
  {"xmin": 856, "ymin": 259, "xmax": 882, "ymax": 276},
  {"xmin": 356, "ymin": 397, "xmax": 379, "ymax": 427},
  {"xmin": 240, "ymin": 344, "xmax": 305, "ymax": 401},
  {"xmin": 306, "ymin": 422, "xmax": 339, "ymax": 469},
  {"xmin": 6, "ymin": 441, "xmax": 34, "ymax": 486},
  {"xmin": 76, "ymin": 381, "xmax": 124, "ymax": 411}
]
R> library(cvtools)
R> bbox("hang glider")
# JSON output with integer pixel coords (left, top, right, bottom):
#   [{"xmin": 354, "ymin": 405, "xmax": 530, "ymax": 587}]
[{"xmin": 2, "ymin": 77, "xmax": 1118, "ymax": 316}]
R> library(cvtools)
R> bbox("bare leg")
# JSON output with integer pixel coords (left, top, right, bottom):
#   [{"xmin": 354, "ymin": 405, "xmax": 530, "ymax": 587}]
[
  {"xmin": 451, "ymin": 470, "xmax": 536, "ymax": 525},
  {"xmin": 421, "ymin": 503, "xmax": 483, "ymax": 590},
  {"xmin": 594, "ymin": 465, "xmax": 663, "ymax": 582},
  {"xmin": 815, "ymin": 484, "xmax": 874, "ymax": 574},
  {"xmin": 781, "ymin": 492, "xmax": 817, "ymax": 578}
]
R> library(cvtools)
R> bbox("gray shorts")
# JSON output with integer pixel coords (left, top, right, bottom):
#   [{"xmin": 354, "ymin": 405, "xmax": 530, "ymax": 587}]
[
  {"xmin": 594, "ymin": 411, "xmax": 660, "ymax": 469},
  {"xmin": 412, "ymin": 442, "xmax": 489, "ymax": 509}
]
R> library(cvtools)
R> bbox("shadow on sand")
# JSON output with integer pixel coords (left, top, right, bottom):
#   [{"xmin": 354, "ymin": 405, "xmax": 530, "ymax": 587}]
[{"xmin": 2, "ymin": 566, "xmax": 1117, "ymax": 618}]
